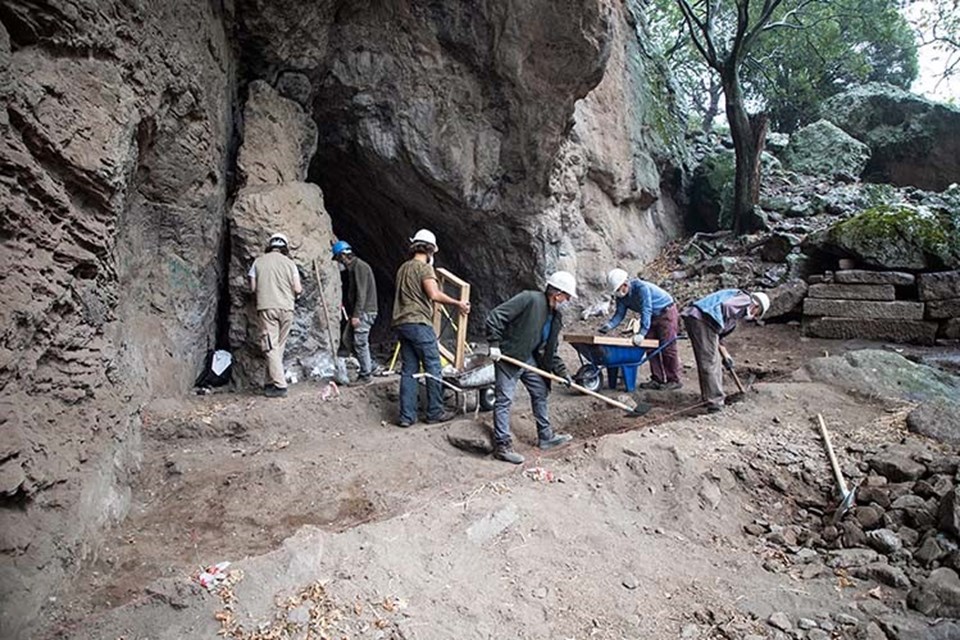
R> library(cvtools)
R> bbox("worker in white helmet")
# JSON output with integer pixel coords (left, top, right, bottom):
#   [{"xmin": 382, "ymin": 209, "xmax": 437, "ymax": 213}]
[
  {"xmin": 601, "ymin": 268, "xmax": 682, "ymax": 390},
  {"xmin": 248, "ymin": 233, "xmax": 303, "ymax": 397},
  {"xmin": 391, "ymin": 229, "xmax": 470, "ymax": 427},
  {"xmin": 680, "ymin": 289, "xmax": 770, "ymax": 413},
  {"xmin": 484, "ymin": 271, "xmax": 577, "ymax": 464}
]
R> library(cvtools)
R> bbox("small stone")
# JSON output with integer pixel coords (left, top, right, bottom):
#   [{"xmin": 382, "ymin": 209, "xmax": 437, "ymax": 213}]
[
  {"xmin": 533, "ymin": 586, "xmax": 548, "ymax": 599},
  {"xmin": 767, "ymin": 611, "xmax": 792, "ymax": 631},
  {"xmin": 865, "ymin": 528, "xmax": 902, "ymax": 555},
  {"xmin": 807, "ymin": 630, "xmax": 830, "ymax": 640},
  {"xmin": 795, "ymin": 548, "xmax": 819, "ymax": 564},
  {"xmin": 858, "ymin": 485, "xmax": 891, "ymax": 509},
  {"xmin": 854, "ymin": 505, "xmax": 884, "ymax": 530},
  {"xmin": 744, "ymin": 523, "xmax": 766, "ymax": 536},
  {"xmin": 622, "ymin": 575, "xmax": 639, "ymax": 590},
  {"xmin": 802, "ymin": 563, "xmax": 825, "ymax": 580},
  {"xmin": 286, "ymin": 604, "xmax": 311, "ymax": 625},
  {"xmin": 833, "ymin": 612, "xmax": 859, "ymax": 626},
  {"xmin": 797, "ymin": 617, "xmax": 816, "ymax": 629},
  {"xmin": 852, "ymin": 562, "xmax": 912, "ymax": 588},
  {"xmin": 680, "ymin": 623, "xmax": 700, "ymax": 639},
  {"xmin": 898, "ymin": 526, "xmax": 920, "ymax": 548},
  {"xmin": 915, "ymin": 537, "xmax": 946, "ymax": 566},
  {"xmin": 828, "ymin": 548, "xmax": 879, "ymax": 568}
]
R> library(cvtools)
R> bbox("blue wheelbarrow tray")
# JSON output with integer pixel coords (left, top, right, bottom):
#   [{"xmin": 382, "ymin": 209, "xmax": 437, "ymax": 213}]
[{"xmin": 567, "ymin": 337, "xmax": 677, "ymax": 393}]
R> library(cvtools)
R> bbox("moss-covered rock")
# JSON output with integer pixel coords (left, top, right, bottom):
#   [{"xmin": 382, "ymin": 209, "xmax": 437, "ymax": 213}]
[
  {"xmin": 781, "ymin": 119, "xmax": 870, "ymax": 180},
  {"xmin": 689, "ymin": 149, "xmax": 735, "ymax": 231},
  {"xmin": 804, "ymin": 201, "xmax": 960, "ymax": 270}
]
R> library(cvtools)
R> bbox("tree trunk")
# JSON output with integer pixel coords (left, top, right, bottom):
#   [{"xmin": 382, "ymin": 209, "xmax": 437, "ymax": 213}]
[
  {"xmin": 701, "ymin": 77, "xmax": 722, "ymax": 134},
  {"xmin": 720, "ymin": 66, "xmax": 763, "ymax": 235}
]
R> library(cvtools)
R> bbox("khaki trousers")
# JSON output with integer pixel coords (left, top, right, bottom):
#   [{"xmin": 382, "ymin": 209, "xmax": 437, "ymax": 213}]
[
  {"xmin": 682, "ymin": 315, "xmax": 724, "ymax": 409},
  {"xmin": 258, "ymin": 308, "xmax": 293, "ymax": 388}
]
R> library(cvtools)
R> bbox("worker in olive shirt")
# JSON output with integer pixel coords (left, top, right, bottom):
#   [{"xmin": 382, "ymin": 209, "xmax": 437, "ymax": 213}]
[
  {"xmin": 680, "ymin": 289, "xmax": 769, "ymax": 413},
  {"xmin": 485, "ymin": 271, "xmax": 577, "ymax": 464},
  {"xmin": 248, "ymin": 232, "xmax": 303, "ymax": 397},
  {"xmin": 392, "ymin": 229, "xmax": 470, "ymax": 427},
  {"xmin": 601, "ymin": 268, "xmax": 682, "ymax": 390},
  {"xmin": 332, "ymin": 240, "xmax": 378, "ymax": 382}
]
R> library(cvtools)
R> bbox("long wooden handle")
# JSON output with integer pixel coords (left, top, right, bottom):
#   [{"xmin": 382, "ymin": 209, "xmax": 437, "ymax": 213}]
[
  {"xmin": 817, "ymin": 413, "xmax": 849, "ymax": 495},
  {"xmin": 313, "ymin": 259, "xmax": 338, "ymax": 351},
  {"xmin": 718, "ymin": 344, "xmax": 746, "ymax": 393},
  {"xmin": 497, "ymin": 354, "xmax": 635, "ymax": 412}
]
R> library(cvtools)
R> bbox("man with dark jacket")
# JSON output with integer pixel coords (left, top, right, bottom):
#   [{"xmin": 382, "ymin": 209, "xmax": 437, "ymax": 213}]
[
  {"xmin": 485, "ymin": 271, "xmax": 577, "ymax": 464},
  {"xmin": 332, "ymin": 240, "xmax": 378, "ymax": 382},
  {"xmin": 680, "ymin": 289, "xmax": 770, "ymax": 413}
]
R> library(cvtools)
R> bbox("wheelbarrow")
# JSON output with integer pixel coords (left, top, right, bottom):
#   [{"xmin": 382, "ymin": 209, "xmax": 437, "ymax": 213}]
[
  {"xmin": 564, "ymin": 333, "xmax": 679, "ymax": 393},
  {"xmin": 413, "ymin": 353, "xmax": 496, "ymax": 414}
]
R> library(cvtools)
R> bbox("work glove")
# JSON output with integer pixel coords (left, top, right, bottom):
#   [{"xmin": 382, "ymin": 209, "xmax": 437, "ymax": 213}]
[
  {"xmin": 598, "ymin": 325, "xmax": 609, "ymax": 335},
  {"xmin": 631, "ymin": 333, "xmax": 646, "ymax": 347},
  {"xmin": 488, "ymin": 346, "xmax": 502, "ymax": 361},
  {"xmin": 723, "ymin": 356, "xmax": 735, "ymax": 371},
  {"xmin": 561, "ymin": 374, "xmax": 573, "ymax": 387}
]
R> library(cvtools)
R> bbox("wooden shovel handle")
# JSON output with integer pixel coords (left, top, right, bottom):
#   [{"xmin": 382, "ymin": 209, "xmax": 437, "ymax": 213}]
[
  {"xmin": 497, "ymin": 354, "xmax": 635, "ymax": 412},
  {"xmin": 817, "ymin": 413, "xmax": 849, "ymax": 496}
]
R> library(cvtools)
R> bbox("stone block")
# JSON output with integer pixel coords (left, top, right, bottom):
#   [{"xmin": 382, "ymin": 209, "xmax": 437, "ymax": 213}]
[
  {"xmin": 808, "ymin": 283, "xmax": 895, "ymax": 301},
  {"xmin": 835, "ymin": 269, "xmax": 915, "ymax": 286},
  {"xmin": 940, "ymin": 318, "xmax": 960, "ymax": 340},
  {"xmin": 918, "ymin": 271, "xmax": 960, "ymax": 301},
  {"xmin": 803, "ymin": 318, "xmax": 938, "ymax": 345},
  {"xmin": 926, "ymin": 298, "xmax": 960, "ymax": 319},
  {"xmin": 803, "ymin": 299, "xmax": 924, "ymax": 320}
]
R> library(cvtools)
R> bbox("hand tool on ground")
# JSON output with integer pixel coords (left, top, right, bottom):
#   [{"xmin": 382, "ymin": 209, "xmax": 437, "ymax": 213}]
[
  {"xmin": 313, "ymin": 259, "xmax": 349, "ymax": 384},
  {"xmin": 718, "ymin": 344, "xmax": 746, "ymax": 395},
  {"xmin": 497, "ymin": 354, "xmax": 650, "ymax": 417},
  {"xmin": 816, "ymin": 413, "xmax": 857, "ymax": 524}
]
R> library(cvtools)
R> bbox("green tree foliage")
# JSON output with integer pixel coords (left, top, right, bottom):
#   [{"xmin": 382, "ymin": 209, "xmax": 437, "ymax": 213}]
[
  {"xmin": 900, "ymin": 0, "xmax": 960, "ymax": 97},
  {"xmin": 749, "ymin": 0, "xmax": 918, "ymax": 132}
]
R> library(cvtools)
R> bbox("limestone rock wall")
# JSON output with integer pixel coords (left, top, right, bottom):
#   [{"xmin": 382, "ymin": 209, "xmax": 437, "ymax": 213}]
[{"xmin": 0, "ymin": 1, "xmax": 235, "ymax": 635}]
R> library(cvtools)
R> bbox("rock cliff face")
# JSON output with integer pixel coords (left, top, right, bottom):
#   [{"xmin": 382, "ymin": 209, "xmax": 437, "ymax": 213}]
[
  {"xmin": 0, "ymin": 1, "xmax": 235, "ymax": 635},
  {"xmin": 0, "ymin": 0, "xmax": 685, "ymax": 634}
]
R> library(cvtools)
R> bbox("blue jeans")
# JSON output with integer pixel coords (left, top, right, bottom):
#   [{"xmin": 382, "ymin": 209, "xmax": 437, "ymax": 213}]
[
  {"xmin": 396, "ymin": 323, "xmax": 443, "ymax": 423},
  {"xmin": 493, "ymin": 359, "xmax": 552, "ymax": 447}
]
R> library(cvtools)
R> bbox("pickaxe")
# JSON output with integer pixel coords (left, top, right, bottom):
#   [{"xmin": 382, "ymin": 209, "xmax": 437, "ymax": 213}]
[{"xmin": 817, "ymin": 413, "xmax": 857, "ymax": 523}]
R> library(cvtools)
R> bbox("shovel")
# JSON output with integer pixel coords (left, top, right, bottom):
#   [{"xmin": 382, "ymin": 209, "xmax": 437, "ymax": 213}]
[
  {"xmin": 497, "ymin": 354, "xmax": 650, "ymax": 417},
  {"xmin": 817, "ymin": 413, "xmax": 857, "ymax": 524},
  {"xmin": 313, "ymin": 259, "xmax": 349, "ymax": 384}
]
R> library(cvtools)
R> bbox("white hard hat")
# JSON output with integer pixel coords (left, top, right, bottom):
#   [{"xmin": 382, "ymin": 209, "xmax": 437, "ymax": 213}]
[
  {"xmin": 546, "ymin": 271, "xmax": 577, "ymax": 299},
  {"xmin": 607, "ymin": 268, "xmax": 629, "ymax": 294},
  {"xmin": 751, "ymin": 292, "xmax": 771, "ymax": 318},
  {"xmin": 268, "ymin": 233, "xmax": 289, "ymax": 248},
  {"xmin": 409, "ymin": 229, "xmax": 438, "ymax": 252}
]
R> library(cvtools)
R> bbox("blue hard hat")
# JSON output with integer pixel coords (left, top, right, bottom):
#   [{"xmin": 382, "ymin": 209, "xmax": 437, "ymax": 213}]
[{"xmin": 331, "ymin": 240, "xmax": 353, "ymax": 258}]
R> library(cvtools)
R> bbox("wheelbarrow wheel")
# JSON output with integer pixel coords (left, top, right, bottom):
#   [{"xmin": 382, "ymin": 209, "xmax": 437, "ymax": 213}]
[
  {"xmin": 478, "ymin": 386, "xmax": 495, "ymax": 412},
  {"xmin": 573, "ymin": 364, "xmax": 602, "ymax": 393}
]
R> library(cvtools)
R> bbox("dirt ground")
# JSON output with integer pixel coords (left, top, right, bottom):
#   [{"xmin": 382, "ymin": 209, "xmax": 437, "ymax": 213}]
[{"xmin": 35, "ymin": 323, "xmax": 960, "ymax": 639}]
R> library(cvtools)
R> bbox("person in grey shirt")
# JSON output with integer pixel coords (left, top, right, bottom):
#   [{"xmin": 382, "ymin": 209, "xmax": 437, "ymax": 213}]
[{"xmin": 332, "ymin": 240, "xmax": 378, "ymax": 382}]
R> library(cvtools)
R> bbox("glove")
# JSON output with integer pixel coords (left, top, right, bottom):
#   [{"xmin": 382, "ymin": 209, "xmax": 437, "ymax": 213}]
[
  {"xmin": 723, "ymin": 356, "xmax": 735, "ymax": 371},
  {"xmin": 631, "ymin": 333, "xmax": 646, "ymax": 347},
  {"xmin": 598, "ymin": 325, "xmax": 609, "ymax": 335},
  {"xmin": 561, "ymin": 374, "xmax": 573, "ymax": 387},
  {"xmin": 489, "ymin": 346, "xmax": 502, "ymax": 361}
]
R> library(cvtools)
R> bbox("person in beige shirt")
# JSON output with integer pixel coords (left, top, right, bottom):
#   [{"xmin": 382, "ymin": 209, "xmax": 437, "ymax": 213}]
[{"xmin": 248, "ymin": 233, "xmax": 302, "ymax": 397}]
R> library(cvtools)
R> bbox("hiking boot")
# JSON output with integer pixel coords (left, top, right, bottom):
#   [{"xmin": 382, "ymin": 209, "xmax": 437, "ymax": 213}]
[
  {"xmin": 264, "ymin": 385, "xmax": 287, "ymax": 398},
  {"xmin": 356, "ymin": 374, "xmax": 372, "ymax": 384},
  {"xmin": 397, "ymin": 418, "xmax": 414, "ymax": 428},
  {"xmin": 426, "ymin": 410, "xmax": 458, "ymax": 424},
  {"xmin": 539, "ymin": 433, "xmax": 573, "ymax": 450},
  {"xmin": 661, "ymin": 381, "xmax": 683, "ymax": 391},
  {"xmin": 638, "ymin": 380, "xmax": 664, "ymax": 390},
  {"xmin": 494, "ymin": 446, "xmax": 525, "ymax": 464}
]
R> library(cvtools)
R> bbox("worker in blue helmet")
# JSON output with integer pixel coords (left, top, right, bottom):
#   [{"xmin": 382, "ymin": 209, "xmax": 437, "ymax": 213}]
[{"xmin": 332, "ymin": 239, "xmax": 379, "ymax": 382}]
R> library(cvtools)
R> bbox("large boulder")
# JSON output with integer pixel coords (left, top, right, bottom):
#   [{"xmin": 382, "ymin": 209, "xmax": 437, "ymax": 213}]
[
  {"xmin": 822, "ymin": 83, "xmax": 960, "ymax": 192},
  {"xmin": 689, "ymin": 149, "xmax": 736, "ymax": 232},
  {"xmin": 802, "ymin": 203, "xmax": 960, "ymax": 271},
  {"xmin": 781, "ymin": 119, "xmax": 870, "ymax": 180}
]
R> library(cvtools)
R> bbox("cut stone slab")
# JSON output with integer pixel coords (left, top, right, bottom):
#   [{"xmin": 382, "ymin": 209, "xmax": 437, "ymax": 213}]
[
  {"xmin": 835, "ymin": 269, "xmax": 915, "ymax": 286},
  {"xmin": 926, "ymin": 298, "xmax": 960, "ymax": 320},
  {"xmin": 803, "ymin": 299, "xmax": 924, "ymax": 320},
  {"xmin": 808, "ymin": 283, "xmax": 895, "ymax": 301},
  {"xmin": 802, "ymin": 318, "xmax": 938, "ymax": 345},
  {"xmin": 868, "ymin": 451, "xmax": 926, "ymax": 481},
  {"xmin": 941, "ymin": 318, "xmax": 960, "ymax": 340},
  {"xmin": 918, "ymin": 271, "xmax": 960, "ymax": 301}
]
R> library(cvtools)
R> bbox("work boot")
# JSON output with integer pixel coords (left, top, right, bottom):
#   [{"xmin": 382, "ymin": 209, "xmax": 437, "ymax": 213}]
[
  {"xmin": 539, "ymin": 433, "xmax": 573, "ymax": 450},
  {"xmin": 638, "ymin": 380, "xmax": 663, "ymax": 390},
  {"xmin": 661, "ymin": 381, "xmax": 683, "ymax": 391},
  {"xmin": 397, "ymin": 419, "xmax": 414, "ymax": 428},
  {"xmin": 264, "ymin": 385, "xmax": 287, "ymax": 398},
  {"xmin": 494, "ymin": 445, "xmax": 525, "ymax": 465},
  {"xmin": 706, "ymin": 404, "xmax": 723, "ymax": 414},
  {"xmin": 426, "ymin": 410, "xmax": 458, "ymax": 424}
]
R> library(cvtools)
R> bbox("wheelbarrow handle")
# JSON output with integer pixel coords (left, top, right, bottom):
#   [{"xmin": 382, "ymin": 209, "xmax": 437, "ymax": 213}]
[{"xmin": 497, "ymin": 354, "xmax": 635, "ymax": 412}]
